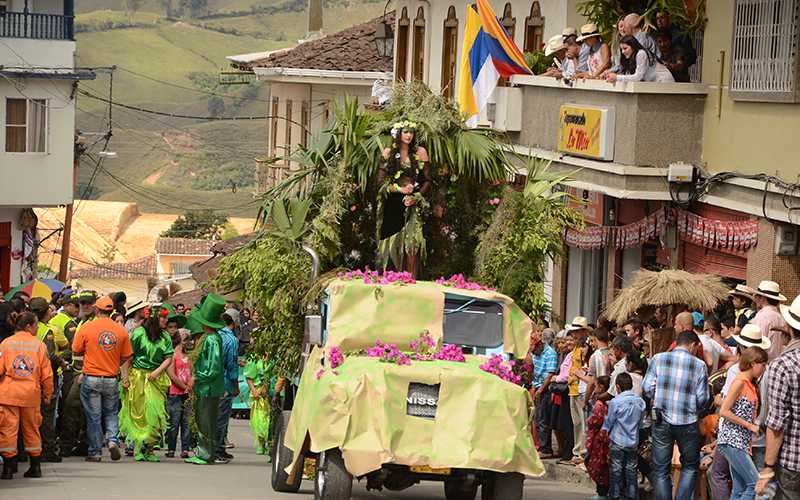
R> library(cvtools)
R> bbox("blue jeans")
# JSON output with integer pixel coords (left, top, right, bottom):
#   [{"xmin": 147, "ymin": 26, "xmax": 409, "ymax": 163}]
[
  {"xmin": 79, "ymin": 375, "xmax": 121, "ymax": 457},
  {"xmin": 651, "ymin": 419, "xmax": 701, "ymax": 500},
  {"xmin": 719, "ymin": 444, "xmax": 757, "ymax": 500},
  {"xmin": 215, "ymin": 393, "xmax": 233, "ymax": 454},
  {"xmin": 610, "ymin": 443, "xmax": 638, "ymax": 500},
  {"xmin": 166, "ymin": 394, "xmax": 192, "ymax": 452}
]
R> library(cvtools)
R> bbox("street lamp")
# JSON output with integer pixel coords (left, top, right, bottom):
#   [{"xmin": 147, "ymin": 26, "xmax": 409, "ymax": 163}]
[{"xmin": 374, "ymin": 0, "xmax": 394, "ymax": 58}]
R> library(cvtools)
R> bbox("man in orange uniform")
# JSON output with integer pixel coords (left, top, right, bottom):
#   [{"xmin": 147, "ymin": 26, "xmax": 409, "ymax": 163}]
[
  {"xmin": 72, "ymin": 296, "xmax": 132, "ymax": 462},
  {"xmin": 0, "ymin": 312, "xmax": 54, "ymax": 480}
]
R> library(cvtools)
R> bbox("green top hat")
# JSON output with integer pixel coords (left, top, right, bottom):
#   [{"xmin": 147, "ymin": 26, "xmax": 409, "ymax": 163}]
[
  {"xmin": 189, "ymin": 293, "xmax": 226, "ymax": 331},
  {"xmin": 167, "ymin": 312, "xmax": 187, "ymax": 328},
  {"xmin": 184, "ymin": 313, "xmax": 204, "ymax": 335}
]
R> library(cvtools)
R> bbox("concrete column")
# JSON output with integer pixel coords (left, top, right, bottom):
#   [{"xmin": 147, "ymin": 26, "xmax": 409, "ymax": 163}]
[
  {"xmin": 307, "ymin": 0, "xmax": 323, "ymax": 34},
  {"xmin": 747, "ymin": 219, "xmax": 800, "ymax": 299},
  {"xmin": 551, "ymin": 249, "xmax": 568, "ymax": 329}
]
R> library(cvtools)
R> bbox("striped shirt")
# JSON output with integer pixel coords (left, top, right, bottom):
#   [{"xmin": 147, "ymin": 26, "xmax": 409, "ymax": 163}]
[
  {"xmin": 532, "ymin": 344, "xmax": 558, "ymax": 390},
  {"xmin": 643, "ymin": 346, "xmax": 709, "ymax": 426}
]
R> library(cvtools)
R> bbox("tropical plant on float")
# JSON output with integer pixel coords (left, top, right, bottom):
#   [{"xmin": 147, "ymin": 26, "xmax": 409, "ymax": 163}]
[{"xmin": 475, "ymin": 157, "xmax": 584, "ymax": 320}]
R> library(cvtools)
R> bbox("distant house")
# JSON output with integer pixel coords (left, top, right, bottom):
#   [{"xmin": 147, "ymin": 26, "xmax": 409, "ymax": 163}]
[
  {"xmin": 227, "ymin": 13, "xmax": 393, "ymax": 193},
  {"xmin": 0, "ymin": 0, "xmax": 94, "ymax": 291},
  {"xmin": 70, "ymin": 237, "xmax": 215, "ymax": 304}
]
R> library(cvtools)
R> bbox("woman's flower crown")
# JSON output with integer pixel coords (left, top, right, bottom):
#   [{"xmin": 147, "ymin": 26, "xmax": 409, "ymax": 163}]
[{"xmin": 390, "ymin": 120, "xmax": 418, "ymax": 138}]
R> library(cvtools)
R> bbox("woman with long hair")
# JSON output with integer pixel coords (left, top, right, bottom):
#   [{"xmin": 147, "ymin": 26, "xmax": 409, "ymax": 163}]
[
  {"xmin": 376, "ymin": 120, "xmax": 431, "ymax": 271},
  {"xmin": 119, "ymin": 305, "xmax": 175, "ymax": 461},
  {"xmin": 606, "ymin": 35, "xmax": 674, "ymax": 83}
]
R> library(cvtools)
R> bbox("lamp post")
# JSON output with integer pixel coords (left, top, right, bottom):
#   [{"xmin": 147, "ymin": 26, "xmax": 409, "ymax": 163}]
[{"xmin": 374, "ymin": 0, "xmax": 394, "ymax": 58}]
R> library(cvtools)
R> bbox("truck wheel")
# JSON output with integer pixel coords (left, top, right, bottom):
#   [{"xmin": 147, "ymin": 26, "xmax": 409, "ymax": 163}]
[
  {"xmin": 270, "ymin": 410, "xmax": 302, "ymax": 493},
  {"xmin": 444, "ymin": 477, "xmax": 478, "ymax": 500},
  {"xmin": 481, "ymin": 472, "xmax": 523, "ymax": 500},
  {"xmin": 314, "ymin": 448, "xmax": 352, "ymax": 500}
]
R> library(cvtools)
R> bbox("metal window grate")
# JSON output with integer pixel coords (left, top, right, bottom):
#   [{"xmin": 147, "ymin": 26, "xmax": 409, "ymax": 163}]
[{"xmin": 731, "ymin": 0, "xmax": 799, "ymax": 96}]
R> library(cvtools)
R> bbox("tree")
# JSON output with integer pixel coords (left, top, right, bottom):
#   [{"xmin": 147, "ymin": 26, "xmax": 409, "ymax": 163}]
[
  {"xmin": 161, "ymin": 210, "xmax": 229, "ymax": 240},
  {"xmin": 207, "ymin": 96, "xmax": 225, "ymax": 118},
  {"xmin": 123, "ymin": 0, "xmax": 143, "ymax": 23}
]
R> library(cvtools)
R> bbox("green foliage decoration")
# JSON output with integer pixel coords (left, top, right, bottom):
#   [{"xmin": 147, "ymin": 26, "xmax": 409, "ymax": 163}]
[{"xmin": 524, "ymin": 50, "xmax": 555, "ymax": 75}]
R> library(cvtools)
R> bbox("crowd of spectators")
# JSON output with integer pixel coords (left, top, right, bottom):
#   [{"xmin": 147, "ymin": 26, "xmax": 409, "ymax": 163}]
[
  {"xmin": 528, "ymin": 279, "xmax": 800, "ymax": 500},
  {"xmin": 539, "ymin": 11, "xmax": 697, "ymax": 84}
]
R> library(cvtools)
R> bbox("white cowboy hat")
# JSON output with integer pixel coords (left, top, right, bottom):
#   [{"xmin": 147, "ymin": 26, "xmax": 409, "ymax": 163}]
[
  {"xmin": 728, "ymin": 283, "xmax": 755, "ymax": 300},
  {"xmin": 781, "ymin": 295, "xmax": 800, "ymax": 331},
  {"xmin": 576, "ymin": 23, "xmax": 601, "ymax": 42},
  {"xmin": 561, "ymin": 26, "xmax": 577, "ymax": 39},
  {"xmin": 565, "ymin": 316, "xmax": 591, "ymax": 332},
  {"xmin": 544, "ymin": 34, "xmax": 565, "ymax": 56},
  {"xmin": 733, "ymin": 323, "xmax": 772, "ymax": 350},
  {"xmin": 752, "ymin": 280, "xmax": 787, "ymax": 302}
]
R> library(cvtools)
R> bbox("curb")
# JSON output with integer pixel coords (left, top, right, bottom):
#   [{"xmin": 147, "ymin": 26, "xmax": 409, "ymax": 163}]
[{"xmin": 535, "ymin": 459, "xmax": 595, "ymax": 490}]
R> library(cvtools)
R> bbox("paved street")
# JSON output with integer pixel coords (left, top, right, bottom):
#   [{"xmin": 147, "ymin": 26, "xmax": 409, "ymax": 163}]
[{"xmin": 5, "ymin": 419, "xmax": 593, "ymax": 500}]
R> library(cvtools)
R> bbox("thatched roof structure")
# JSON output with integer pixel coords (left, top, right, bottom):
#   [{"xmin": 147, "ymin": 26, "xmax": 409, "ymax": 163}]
[{"xmin": 605, "ymin": 269, "xmax": 729, "ymax": 324}]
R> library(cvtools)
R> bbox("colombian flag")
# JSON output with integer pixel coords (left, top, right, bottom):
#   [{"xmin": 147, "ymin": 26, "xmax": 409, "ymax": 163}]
[{"xmin": 457, "ymin": 0, "xmax": 531, "ymax": 127}]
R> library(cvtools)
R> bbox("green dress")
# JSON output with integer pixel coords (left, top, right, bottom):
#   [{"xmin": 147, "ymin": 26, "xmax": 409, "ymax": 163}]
[
  {"xmin": 190, "ymin": 331, "xmax": 225, "ymax": 463},
  {"xmin": 243, "ymin": 359, "xmax": 274, "ymax": 446},
  {"xmin": 119, "ymin": 327, "xmax": 174, "ymax": 454}
]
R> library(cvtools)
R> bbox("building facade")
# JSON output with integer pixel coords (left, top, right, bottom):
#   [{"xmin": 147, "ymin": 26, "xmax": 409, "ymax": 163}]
[
  {"xmin": 0, "ymin": 0, "xmax": 92, "ymax": 290},
  {"xmin": 390, "ymin": 0, "xmax": 800, "ymax": 325}
]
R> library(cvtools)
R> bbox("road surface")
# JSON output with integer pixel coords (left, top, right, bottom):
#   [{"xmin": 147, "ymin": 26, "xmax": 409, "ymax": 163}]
[{"xmin": 8, "ymin": 419, "xmax": 593, "ymax": 499}]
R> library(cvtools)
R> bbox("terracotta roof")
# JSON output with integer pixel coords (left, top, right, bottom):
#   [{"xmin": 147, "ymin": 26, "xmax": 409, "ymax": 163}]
[
  {"xmin": 253, "ymin": 13, "xmax": 394, "ymax": 72},
  {"xmin": 70, "ymin": 255, "xmax": 157, "ymax": 280},
  {"xmin": 155, "ymin": 237, "xmax": 215, "ymax": 256}
]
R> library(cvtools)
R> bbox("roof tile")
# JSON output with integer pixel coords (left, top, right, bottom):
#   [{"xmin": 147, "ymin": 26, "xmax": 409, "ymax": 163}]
[{"xmin": 155, "ymin": 237, "xmax": 215, "ymax": 256}]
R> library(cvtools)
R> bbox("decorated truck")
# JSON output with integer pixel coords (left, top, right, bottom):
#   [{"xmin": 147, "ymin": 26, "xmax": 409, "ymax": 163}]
[{"xmin": 270, "ymin": 272, "xmax": 543, "ymax": 500}]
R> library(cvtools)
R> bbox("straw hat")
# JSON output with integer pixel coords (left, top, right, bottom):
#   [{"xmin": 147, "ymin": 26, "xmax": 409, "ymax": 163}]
[
  {"xmin": 544, "ymin": 34, "xmax": 565, "ymax": 56},
  {"xmin": 561, "ymin": 27, "xmax": 577, "ymax": 39},
  {"xmin": 576, "ymin": 23, "xmax": 601, "ymax": 42},
  {"xmin": 733, "ymin": 323, "xmax": 772, "ymax": 350},
  {"xmin": 752, "ymin": 280, "xmax": 787, "ymax": 302},
  {"xmin": 728, "ymin": 284, "xmax": 755, "ymax": 300},
  {"xmin": 565, "ymin": 316, "xmax": 592, "ymax": 332},
  {"xmin": 781, "ymin": 295, "xmax": 800, "ymax": 331}
]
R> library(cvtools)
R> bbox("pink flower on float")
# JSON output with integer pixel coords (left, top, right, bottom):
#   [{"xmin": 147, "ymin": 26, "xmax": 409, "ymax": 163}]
[
  {"xmin": 434, "ymin": 344, "xmax": 465, "ymax": 362},
  {"xmin": 315, "ymin": 368, "xmax": 325, "ymax": 380},
  {"xmin": 328, "ymin": 346, "xmax": 344, "ymax": 369}
]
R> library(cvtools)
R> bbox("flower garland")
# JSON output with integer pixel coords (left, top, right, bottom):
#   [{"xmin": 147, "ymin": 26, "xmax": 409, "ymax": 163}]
[
  {"xmin": 390, "ymin": 119, "xmax": 418, "ymax": 139},
  {"xmin": 338, "ymin": 268, "xmax": 416, "ymax": 285},
  {"xmin": 479, "ymin": 355, "xmax": 522, "ymax": 385},
  {"xmin": 435, "ymin": 273, "xmax": 496, "ymax": 291}
]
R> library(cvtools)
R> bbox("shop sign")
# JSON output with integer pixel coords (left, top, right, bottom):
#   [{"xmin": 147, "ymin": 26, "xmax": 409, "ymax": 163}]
[
  {"xmin": 567, "ymin": 188, "xmax": 604, "ymax": 226},
  {"xmin": 557, "ymin": 104, "xmax": 615, "ymax": 161}
]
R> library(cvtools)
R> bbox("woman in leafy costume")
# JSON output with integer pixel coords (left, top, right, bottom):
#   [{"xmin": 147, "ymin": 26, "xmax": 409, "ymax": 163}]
[
  {"xmin": 119, "ymin": 305, "xmax": 176, "ymax": 462},
  {"xmin": 244, "ymin": 353, "xmax": 275, "ymax": 456},
  {"xmin": 376, "ymin": 120, "xmax": 431, "ymax": 271}
]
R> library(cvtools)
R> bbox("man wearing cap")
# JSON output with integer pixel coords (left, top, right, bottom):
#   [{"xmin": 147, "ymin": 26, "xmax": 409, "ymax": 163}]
[
  {"xmin": 185, "ymin": 294, "xmax": 225, "ymax": 465},
  {"xmin": 756, "ymin": 295, "xmax": 800, "ymax": 499},
  {"xmin": 71, "ymin": 296, "xmax": 132, "ymax": 462},
  {"xmin": 215, "ymin": 310, "xmax": 240, "ymax": 461},
  {"xmin": 750, "ymin": 280, "xmax": 788, "ymax": 361},
  {"xmin": 542, "ymin": 35, "xmax": 567, "ymax": 77},
  {"xmin": 576, "ymin": 23, "xmax": 610, "ymax": 77},
  {"xmin": 51, "ymin": 294, "xmax": 81, "ymax": 458},
  {"xmin": 565, "ymin": 316, "xmax": 590, "ymax": 463},
  {"xmin": 29, "ymin": 297, "xmax": 65, "ymax": 462}
]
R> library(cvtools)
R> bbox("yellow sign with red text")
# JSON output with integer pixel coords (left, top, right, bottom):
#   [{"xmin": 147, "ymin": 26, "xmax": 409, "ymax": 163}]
[{"xmin": 557, "ymin": 104, "xmax": 615, "ymax": 161}]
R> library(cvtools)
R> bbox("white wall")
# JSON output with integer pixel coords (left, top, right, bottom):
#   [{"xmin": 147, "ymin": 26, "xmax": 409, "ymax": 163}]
[
  {"xmin": 393, "ymin": 0, "xmax": 573, "ymax": 94},
  {"xmin": 0, "ymin": 207, "xmax": 24, "ymax": 288},
  {"xmin": 0, "ymin": 78, "xmax": 75, "ymax": 206},
  {"xmin": 309, "ymin": 83, "xmax": 374, "ymax": 134},
  {"xmin": 0, "ymin": 38, "xmax": 75, "ymax": 69}
]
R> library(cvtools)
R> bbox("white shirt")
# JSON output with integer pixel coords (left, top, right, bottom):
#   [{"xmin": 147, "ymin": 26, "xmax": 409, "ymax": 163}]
[
  {"xmin": 616, "ymin": 50, "xmax": 675, "ymax": 83},
  {"xmin": 609, "ymin": 358, "xmax": 627, "ymax": 396},
  {"xmin": 699, "ymin": 334, "xmax": 727, "ymax": 373}
]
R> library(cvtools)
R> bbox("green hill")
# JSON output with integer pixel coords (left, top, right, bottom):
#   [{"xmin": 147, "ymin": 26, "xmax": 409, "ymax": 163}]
[{"xmin": 74, "ymin": 1, "xmax": 385, "ymax": 217}]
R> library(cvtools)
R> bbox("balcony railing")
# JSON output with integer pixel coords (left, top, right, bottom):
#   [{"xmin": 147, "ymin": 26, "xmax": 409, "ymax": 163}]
[{"xmin": 0, "ymin": 11, "xmax": 74, "ymax": 40}]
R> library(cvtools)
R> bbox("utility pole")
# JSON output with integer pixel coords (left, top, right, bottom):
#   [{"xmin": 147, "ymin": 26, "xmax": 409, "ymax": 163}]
[{"xmin": 59, "ymin": 134, "xmax": 84, "ymax": 282}]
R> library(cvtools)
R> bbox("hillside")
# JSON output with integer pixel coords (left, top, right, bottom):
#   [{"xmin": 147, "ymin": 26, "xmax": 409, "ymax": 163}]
[{"xmin": 74, "ymin": 0, "xmax": 385, "ymax": 217}]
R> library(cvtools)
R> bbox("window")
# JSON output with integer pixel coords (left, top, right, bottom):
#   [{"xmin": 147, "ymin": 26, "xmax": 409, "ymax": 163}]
[
  {"xmin": 5, "ymin": 98, "xmax": 47, "ymax": 153},
  {"xmin": 501, "ymin": 3, "xmax": 516, "ymax": 41},
  {"xmin": 170, "ymin": 262, "xmax": 190, "ymax": 276},
  {"xmin": 0, "ymin": 0, "xmax": 7, "ymax": 14},
  {"xmin": 523, "ymin": 1, "xmax": 545, "ymax": 53},
  {"xmin": 730, "ymin": 0, "xmax": 800, "ymax": 102},
  {"xmin": 412, "ymin": 7, "xmax": 426, "ymax": 81},
  {"xmin": 395, "ymin": 8, "xmax": 410, "ymax": 81},
  {"xmin": 441, "ymin": 6, "xmax": 458, "ymax": 99}
]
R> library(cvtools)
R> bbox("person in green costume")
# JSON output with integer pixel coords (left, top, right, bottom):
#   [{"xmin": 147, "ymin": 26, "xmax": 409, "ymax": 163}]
[
  {"xmin": 118, "ymin": 305, "xmax": 178, "ymax": 462},
  {"xmin": 185, "ymin": 294, "xmax": 226, "ymax": 465},
  {"xmin": 244, "ymin": 354, "xmax": 275, "ymax": 456}
]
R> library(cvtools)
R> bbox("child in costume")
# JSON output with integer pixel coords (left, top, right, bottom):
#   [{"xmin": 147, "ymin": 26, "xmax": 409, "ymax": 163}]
[
  {"xmin": 184, "ymin": 294, "xmax": 226, "ymax": 465},
  {"xmin": 244, "ymin": 354, "xmax": 275, "ymax": 455},
  {"xmin": 118, "ymin": 306, "xmax": 177, "ymax": 462}
]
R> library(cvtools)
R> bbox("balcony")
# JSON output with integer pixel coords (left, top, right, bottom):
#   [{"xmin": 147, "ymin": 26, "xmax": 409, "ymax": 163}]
[
  {"xmin": 0, "ymin": 11, "xmax": 74, "ymax": 40},
  {"xmin": 506, "ymin": 76, "xmax": 708, "ymax": 169}
]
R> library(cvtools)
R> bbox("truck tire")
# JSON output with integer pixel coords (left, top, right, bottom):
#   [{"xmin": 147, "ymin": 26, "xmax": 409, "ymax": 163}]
[
  {"xmin": 270, "ymin": 410, "xmax": 302, "ymax": 493},
  {"xmin": 444, "ymin": 477, "xmax": 478, "ymax": 500},
  {"xmin": 481, "ymin": 472, "xmax": 523, "ymax": 500},
  {"xmin": 314, "ymin": 448, "xmax": 352, "ymax": 500}
]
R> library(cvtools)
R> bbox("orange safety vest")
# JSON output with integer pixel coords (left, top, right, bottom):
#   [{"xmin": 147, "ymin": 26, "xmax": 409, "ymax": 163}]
[{"xmin": 0, "ymin": 331, "xmax": 54, "ymax": 407}]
